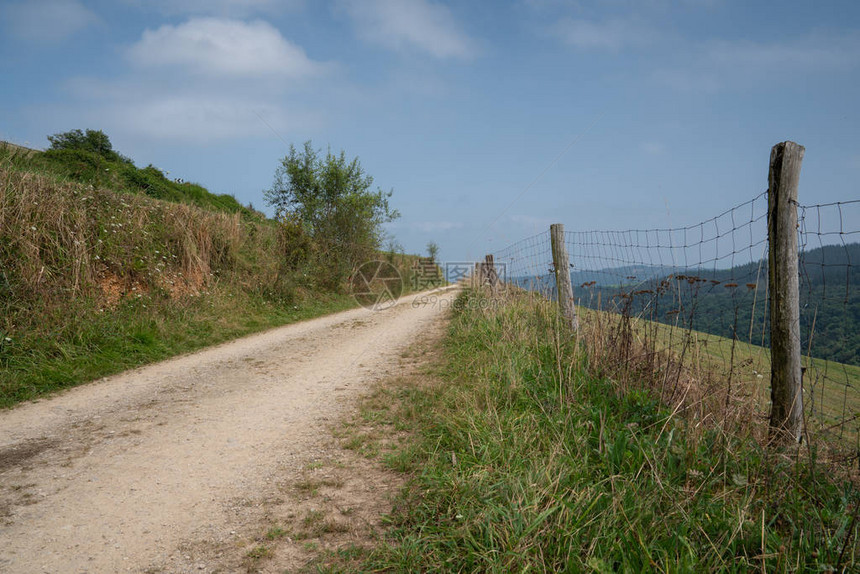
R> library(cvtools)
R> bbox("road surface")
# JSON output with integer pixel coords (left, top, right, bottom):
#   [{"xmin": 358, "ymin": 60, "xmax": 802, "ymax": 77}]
[{"xmin": 0, "ymin": 287, "xmax": 457, "ymax": 573}]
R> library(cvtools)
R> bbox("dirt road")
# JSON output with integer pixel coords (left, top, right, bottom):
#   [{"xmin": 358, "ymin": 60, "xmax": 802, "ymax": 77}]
[{"xmin": 0, "ymin": 287, "xmax": 457, "ymax": 573}]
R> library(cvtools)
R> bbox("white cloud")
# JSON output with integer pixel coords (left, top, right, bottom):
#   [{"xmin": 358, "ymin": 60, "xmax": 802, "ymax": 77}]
[
  {"xmin": 123, "ymin": 0, "xmax": 303, "ymax": 17},
  {"xmin": 552, "ymin": 17, "xmax": 655, "ymax": 52},
  {"xmin": 337, "ymin": 0, "xmax": 477, "ymax": 59},
  {"xmin": 655, "ymin": 32, "xmax": 860, "ymax": 92},
  {"xmin": 55, "ymin": 18, "xmax": 330, "ymax": 144},
  {"xmin": 127, "ymin": 18, "xmax": 325, "ymax": 78},
  {"xmin": 97, "ymin": 96, "xmax": 308, "ymax": 143},
  {"xmin": 1, "ymin": 0, "xmax": 99, "ymax": 43}
]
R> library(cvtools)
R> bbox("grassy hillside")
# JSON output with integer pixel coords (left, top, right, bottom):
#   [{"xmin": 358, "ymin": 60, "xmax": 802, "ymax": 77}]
[
  {"xmin": 574, "ymin": 304, "xmax": 860, "ymax": 447},
  {"xmin": 0, "ymin": 157, "xmax": 419, "ymax": 408},
  {"xmin": 1, "ymin": 138, "xmax": 259, "ymax": 217},
  {"xmin": 319, "ymin": 289, "xmax": 858, "ymax": 572}
]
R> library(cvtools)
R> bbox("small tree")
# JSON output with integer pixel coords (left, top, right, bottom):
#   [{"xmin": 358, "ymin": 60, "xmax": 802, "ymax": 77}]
[
  {"xmin": 385, "ymin": 237, "xmax": 404, "ymax": 263},
  {"xmin": 426, "ymin": 241, "xmax": 440, "ymax": 263},
  {"xmin": 265, "ymin": 141, "xmax": 399, "ymax": 289}
]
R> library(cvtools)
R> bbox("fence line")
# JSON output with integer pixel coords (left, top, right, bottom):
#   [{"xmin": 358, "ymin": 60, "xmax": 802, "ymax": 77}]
[
  {"xmin": 489, "ymin": 146, "xmax": 859, "ymax": 451},
  {"xmin": 798, "ymin": 199, "xmax": 860, "ymax": 446}
]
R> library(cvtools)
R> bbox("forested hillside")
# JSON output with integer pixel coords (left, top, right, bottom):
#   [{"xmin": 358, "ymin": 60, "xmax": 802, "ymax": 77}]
[{"xmin": 571, "ymin": 243, "xmax": 860, "ymax": 365}]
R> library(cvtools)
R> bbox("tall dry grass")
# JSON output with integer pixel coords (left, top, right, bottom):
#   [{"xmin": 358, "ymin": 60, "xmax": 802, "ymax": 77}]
[
  {"xmin": 573, "ymin": 286, "xmax": 860, "ymax": 466},
  {"xmin": 0, "ymin": 166, "xmax": 353, "ymax": 407},
  {"xmin": 0, "ymin": 162, "xmax": 426, "ymax": 407},
  {"xmin": 0, "ymin": 167, "xmax": 277, "ymax": 322},
  {"xmin": 577, "ymin": 303, "xmax": 767, "ymax": 443}
]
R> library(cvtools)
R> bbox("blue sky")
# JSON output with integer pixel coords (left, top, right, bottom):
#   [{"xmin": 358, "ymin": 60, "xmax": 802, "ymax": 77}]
[{"xmin": 1, "ymin": 0, "xmax": 858, "ymax": 264}]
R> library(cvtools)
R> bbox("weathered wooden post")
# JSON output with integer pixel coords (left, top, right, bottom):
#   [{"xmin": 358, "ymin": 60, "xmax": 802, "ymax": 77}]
[
  {"xmin": 483, "ymin": 254, "xmax": 499, "ymax": 290},
  {"xmin": 767, "ymin": 141, "xmax": 804, "ymax": 444},
  {"xmin": 550, "ymin": 224, "xmax": 577, "ymax": 331}
]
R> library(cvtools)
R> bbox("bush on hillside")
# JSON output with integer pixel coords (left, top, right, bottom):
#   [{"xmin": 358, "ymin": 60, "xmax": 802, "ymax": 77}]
[
  {"xmin": 28, "ymin": 129, "xmax": 254, "ymax": 217},
  {"xmin": 47, "ymin": 128, "xmax": 131, "ymax": 164}
]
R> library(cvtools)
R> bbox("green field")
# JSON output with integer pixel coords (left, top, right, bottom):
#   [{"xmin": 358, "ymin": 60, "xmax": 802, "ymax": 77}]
[{"xmin": 581, "ymin": 304, "xmax": 860, "ymax": 446}]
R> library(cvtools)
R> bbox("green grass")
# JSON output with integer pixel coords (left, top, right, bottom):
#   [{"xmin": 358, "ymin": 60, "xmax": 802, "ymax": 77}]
[
  {"xmin": 582, "ymin": 305, "xmax": 860, "ymax": 446},
  {"xmin": 0, "ymin": 141, "xmax": 262, "ymax": 218},
  {"xmin": 0, "ymin": 288, "xmax": 357, "ymax": 408},
  {"xmin": 324, "ymin": 289, "xmax": 859, "ymax": 573},
  {"xmin": 265, "ymin": 526, "xmax": 289, "ymax": 541}
]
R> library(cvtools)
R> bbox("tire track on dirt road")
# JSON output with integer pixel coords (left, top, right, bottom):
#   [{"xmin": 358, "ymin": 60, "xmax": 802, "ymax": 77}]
[{"xmin": 0, "ymin": 287, "xmax": 458, "ymax": 573}]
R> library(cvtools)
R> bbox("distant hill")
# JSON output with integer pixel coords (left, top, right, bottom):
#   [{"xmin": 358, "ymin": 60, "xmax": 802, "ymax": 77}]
[
  {"xmin": 570, "ymin": 264, "xmax": 679, "ymax": 288},
  {"xmin": 584, "ymin": 243, "xmax": 859, "ymax": 366},
  {"xmin": 511, "ymin": 243, "xmax": 860, "ymax": 366}
]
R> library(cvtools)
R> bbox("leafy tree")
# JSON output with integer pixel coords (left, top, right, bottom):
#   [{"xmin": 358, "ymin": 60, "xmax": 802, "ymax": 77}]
[
  {"xmin": 46, "ymin": 129, "xmax": 130, "ymax": 163},
  {"xmin": 265, "ymin": 141, "xmax": 399, "ymax": 288},
  {"xmin": 427, "ymin": 241, "xmax": 440, "ymax": 262}
]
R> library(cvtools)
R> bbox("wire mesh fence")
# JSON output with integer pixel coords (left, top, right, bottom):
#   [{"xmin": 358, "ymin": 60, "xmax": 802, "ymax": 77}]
[
  {"xmin": 491, "ymin": 192, "xmax": 860, "ymax": 449},
  {"xmin": 491, "ymin": 230, "xmax": 553, "ymax": 295},
  {"xmin": 798, "ymin": 200, "xmax": 860, "ymax": 450}
]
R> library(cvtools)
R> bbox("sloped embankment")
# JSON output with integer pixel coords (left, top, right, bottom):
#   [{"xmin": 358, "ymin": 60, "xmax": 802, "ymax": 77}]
[{"xmin": 0, "ymin": 168, "xmax": 363, "ymax": 406}]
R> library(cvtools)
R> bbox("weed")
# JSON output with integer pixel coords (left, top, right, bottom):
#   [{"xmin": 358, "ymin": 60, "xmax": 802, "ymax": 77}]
[
  {"xmin": 244, "ymin": 545, "xmax": 271, "ymax": 561},
  {"xmin": 265, "ymin": 526, "xmax": 287, "ymax": 541},
  {"xmin": 302, "ymin": 509, "xmax": 326, "ymax": 529},
  {"xmin": 294, "ymin": 477, "xmax": 345, "ymax": 497}
]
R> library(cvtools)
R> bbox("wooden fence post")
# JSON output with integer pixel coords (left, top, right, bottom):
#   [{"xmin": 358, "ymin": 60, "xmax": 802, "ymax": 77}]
[
  {"xmin": 767, "ymin": 141, "xmax": 805, "ymax": 444},
  {"xmin": 483, "ymin": 254, "xmax": 499, "ymax": 290},
  {"xmin": 550, "ymin": 224, "xmax": 577, "ymax": 331}
]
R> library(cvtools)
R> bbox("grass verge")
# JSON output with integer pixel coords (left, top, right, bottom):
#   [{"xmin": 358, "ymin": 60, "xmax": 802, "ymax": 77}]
[
  {"xmin": 320, "ymin": 289, "xmax": 859, "ymax": 573},
  {"xmin": 0, "ymin": 288, "xmax": 356, "ymax": 408},
  {"xmin": 577, "ymin": 305, "xmax": 860, "ymax": 448}
]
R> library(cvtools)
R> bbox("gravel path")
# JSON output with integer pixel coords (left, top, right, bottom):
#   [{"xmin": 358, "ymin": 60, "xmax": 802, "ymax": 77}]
[{"xmin": 0, "ymin": 287, "xmax": 457, "ymax": 573}]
